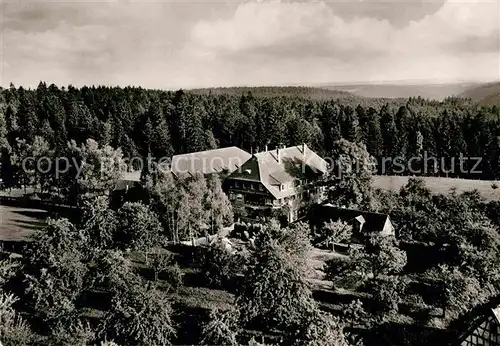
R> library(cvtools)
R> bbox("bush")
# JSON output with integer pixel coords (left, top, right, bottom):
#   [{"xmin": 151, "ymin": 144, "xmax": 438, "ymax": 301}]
[
  {"xmin": 0, "ymin": 318, "xmax": 38, "ymax": 346},
  {"xmin": 201, "ymin": 240, "xmax": 242, "ymax": 289},
  {"xmin": 162, "ymin": 263, "xmax": 183, "ymax": 289},
  {"xmin": 405, "ymin": 294, "xmax": 427, "ymax": 308},
  {"xmin": 99, "ymin": 284, "xmax": 176, "ymax": 346},
  {"xmin": 287, "ymin": 310, "xmax": 349, "ymax": 346},
  {"xmin": 372, "ymin": 276, "xmax": 407, "ymax": 314},
  {"xmin": 324, "ymin": 257, "xmax": 354, "ymax": 288},
  {"xmin": 200, "ymin": 308, "xmax": 239, "ymax": 346},
  {"xmin": 116, "ymin": 202, "xmax": 163, "ymax": 251},
  {"xmin": 101, "ymin": 342, "xmax": 121, "ymax": 346},
  {"xmin": 151, "ymin": 251, "xmax": 173, "ymax": 281},
  {"xmin": 232, "ymin": 222, "xmax": 264, "ymax": 240},
  {"xmin": 312, "ymin": 220, "xmax": 352, "ymax": 251},
  {"xmin": 48, "ymin": 320, "xmax": 95, "ymax": 346},
  {"xmin": 0, "ymin": 293, "xmax": 38, "ymax": 346}
]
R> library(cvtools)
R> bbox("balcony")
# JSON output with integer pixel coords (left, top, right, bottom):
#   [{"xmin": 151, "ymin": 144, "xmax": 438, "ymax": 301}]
[{"xmin": 246, "ymin": 204, "xmax": 272, "ymax": 210}]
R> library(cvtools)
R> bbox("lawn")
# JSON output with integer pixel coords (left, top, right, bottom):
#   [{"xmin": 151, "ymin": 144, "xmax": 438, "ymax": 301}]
[
  {"xmin": 373, "ymin": 175, "xmax": 500, "ymax": 201},
  {"xmin": 0, "ymin": 204, "xmax": 48, "ymax": 242}
]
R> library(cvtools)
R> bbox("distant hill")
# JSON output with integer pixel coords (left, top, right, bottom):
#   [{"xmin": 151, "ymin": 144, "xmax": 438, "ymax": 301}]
[
  {"xmin": 188, "ymin": 86, "xmax": 409, "ymax": 108},
  {"xmin": 190, "ymin": 83, "xmax": 491, "ymax": 102},
  {"xmin": 316, "ymin": 82, "xmax": 480, "ymax": 101},
  {"xmin": 459, "ymin": 82, "xmax": 500, "ymax": 106},
  {"xmin": 189, "ymin": 86, "xmax": 357, "ymax": 100}
]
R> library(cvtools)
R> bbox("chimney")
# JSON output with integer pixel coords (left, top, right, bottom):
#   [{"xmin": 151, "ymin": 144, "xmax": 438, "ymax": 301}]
[
  {"xmin": 302, "ymin": 143, "xmax": 306, "ymax": 156},
  {"xmin": 256, "ymin": 146, "xmax": 259, "ymax": 153},
  {"xmin": 265, "ymin": 144, "xmax": 268, "ymax": 152},
  {"xmin": 277, "ymin": 147, "xmax": 281, "ymax": 163},
  {"xmin": 355, "ymin": 215, "xmax": 366, "ymax": 233}
]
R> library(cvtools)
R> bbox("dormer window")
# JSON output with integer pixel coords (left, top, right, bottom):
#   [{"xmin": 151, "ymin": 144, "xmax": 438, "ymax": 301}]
[
  {"xmin": 245, "ymin": 169, "xmax": 251, "ymax": 174},
  {"xmin": 280, "ymin": 184, "xmax": 285, "ymax": 191}
]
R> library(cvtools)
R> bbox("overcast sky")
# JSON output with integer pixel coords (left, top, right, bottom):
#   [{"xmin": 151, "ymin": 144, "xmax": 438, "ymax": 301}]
[{"xmin": 1, "ymin": 0, "xmax": 499, "ymax": 89}]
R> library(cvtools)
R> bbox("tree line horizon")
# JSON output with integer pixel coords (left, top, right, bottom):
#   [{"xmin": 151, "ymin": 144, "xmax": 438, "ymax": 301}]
[{"xmin": 1, "ymin": 82, "xmax": 499, "ymax": 188}]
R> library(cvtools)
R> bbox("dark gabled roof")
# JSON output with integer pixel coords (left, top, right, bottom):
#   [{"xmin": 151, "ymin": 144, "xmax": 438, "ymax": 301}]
[
  {"xmin": 171, "ymin": 147, "xmax": 251, "ymax": 179},
  {"xmin": 453, "ymin": 295, "xmax": 500, "ymax": 345},
  {"xmin": 309, "ymin": 203, "xmax": 391, "ymax": 234},
  {"xmin": 227, "ymin": 144, "xmax": 328, "ymax": 199},
  {"xmin": 228, "ymin": 156, "xmax": 262, "ymax": 182}
]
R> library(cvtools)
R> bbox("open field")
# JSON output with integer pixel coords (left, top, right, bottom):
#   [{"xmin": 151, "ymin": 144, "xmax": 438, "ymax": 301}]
[
  {"xmin": 373, "ymin": 175, "xmax": 500, "ymax": 201},
  {"xmin": 0, "ymin": 204, "xmax": 48, "ymax": 242}
]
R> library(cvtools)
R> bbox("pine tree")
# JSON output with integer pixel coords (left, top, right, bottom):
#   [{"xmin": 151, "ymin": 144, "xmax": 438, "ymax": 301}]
[
  {"xmin": 364, "ymin": 107, "xmax": 383, "ymax": 158},
  {"xmin": 340, "ymin": 105, "xmax": 360, "ymax": 143},
  {"xmin": 379, "ymin": 106, "xmax": 398, "ymax": 174},
  {"xmin": 17, "ymin": 95, "xmax": 38, "ymax": 142}
]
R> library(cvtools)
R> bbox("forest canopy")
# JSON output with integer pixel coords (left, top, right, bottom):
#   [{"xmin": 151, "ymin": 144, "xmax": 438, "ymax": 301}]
[{"xmin": 1, "ymin": 83, "xmax": 499, "ymax": 187}]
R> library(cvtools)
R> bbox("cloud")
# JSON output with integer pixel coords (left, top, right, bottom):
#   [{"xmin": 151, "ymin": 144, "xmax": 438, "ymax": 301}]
[
  {"xmin": 1, "ymin": 1, "xmax": 233, "ymax": 88},
  {"xmin": 0, "ymin": 0, "xmax": 498, "ymax": 88},
  {"xmin": 183, "ymin": 0, "xmax": 500, "ymax": 85},
  {"xmin": 189, "ymin": 2, "xmax": 393, "ymax": 57}
]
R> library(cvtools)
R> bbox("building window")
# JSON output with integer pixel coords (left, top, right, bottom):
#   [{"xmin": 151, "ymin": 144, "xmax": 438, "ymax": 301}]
[
  {"xmin": 259, "ymin": 184, "xmax": 264, "ymax": 191},
  {"xmin": 280, "ymin": 184, "xmax": 285, "ymax": 191},
  {"xmin": 235, "ymin": 181, "xmax": 239, "ymax": 188},
  {"xmin": 251, "ymin": 183, "xmax": 255, "ymax": 190}
]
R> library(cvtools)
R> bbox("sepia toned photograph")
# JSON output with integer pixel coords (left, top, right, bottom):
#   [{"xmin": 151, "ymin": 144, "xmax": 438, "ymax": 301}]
[{"xmin": 0, "ymin": 0, "xmax": 499, "ymax": 345}]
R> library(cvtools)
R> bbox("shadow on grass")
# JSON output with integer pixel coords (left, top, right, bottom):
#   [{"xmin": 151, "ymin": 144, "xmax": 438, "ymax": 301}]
[
  {"xmin": 11, "ymin": 210, "xmax": 49, "ymax": 220},
  {"xmin": 172, "ymin": 305, "xmax": 209, "ymax": 345},
  {"xmin": 12, "ymin": 219, "xmax": 46, "ymax": 230},
  {"xmin": 367, "ymin": 321, "xmax": 450, "ymax": 346},
  {"xmin": 76, "ymin": 290, "xmax": 113, "ymax": 312}
]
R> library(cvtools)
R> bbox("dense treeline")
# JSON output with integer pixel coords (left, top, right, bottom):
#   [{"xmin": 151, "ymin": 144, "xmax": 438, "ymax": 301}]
[{"xmin": 1, "ymin": 82, "xmax": 500, "ymax": 184}]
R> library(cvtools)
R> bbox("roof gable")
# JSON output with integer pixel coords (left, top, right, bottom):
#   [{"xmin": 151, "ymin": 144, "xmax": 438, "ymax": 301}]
[
  {"xmin": 456, "ymin": 299, "xmax": 500, "ymax": 345},
  {"xmin": 227, "ymin": 156, "xmax": 261, "ymax": 182},
  {"xmin": 228, "ymin": 144, "xmax": 327, "ymax": 199},
  {"xmin": 310, "ymin": 204, "xmax": 391, "ymax": 234}
]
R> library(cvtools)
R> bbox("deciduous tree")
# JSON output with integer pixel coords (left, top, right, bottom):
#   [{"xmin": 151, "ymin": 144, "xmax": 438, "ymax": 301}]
[
  {"xmin": 99, "ymin": 284, "xmax": 176, "ymax": 346},
  {"xmin": 116, "ymin": 202, "xmax": 163, "ymax": 253},
  {"xmin": 326, "ymin": 139, "xmax": 376, "ymax": 209}
]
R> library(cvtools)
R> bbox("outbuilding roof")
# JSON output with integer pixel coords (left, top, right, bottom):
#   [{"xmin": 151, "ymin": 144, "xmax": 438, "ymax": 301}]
[{"xmin": 309, "ymin": 203, "xmax": 393, "ymax": 235}]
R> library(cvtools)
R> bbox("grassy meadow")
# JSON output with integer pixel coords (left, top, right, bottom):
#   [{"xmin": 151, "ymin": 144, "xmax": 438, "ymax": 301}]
[{"xmin": 373, "ymin": 175, "xmax": 500, "ymax": 201}]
